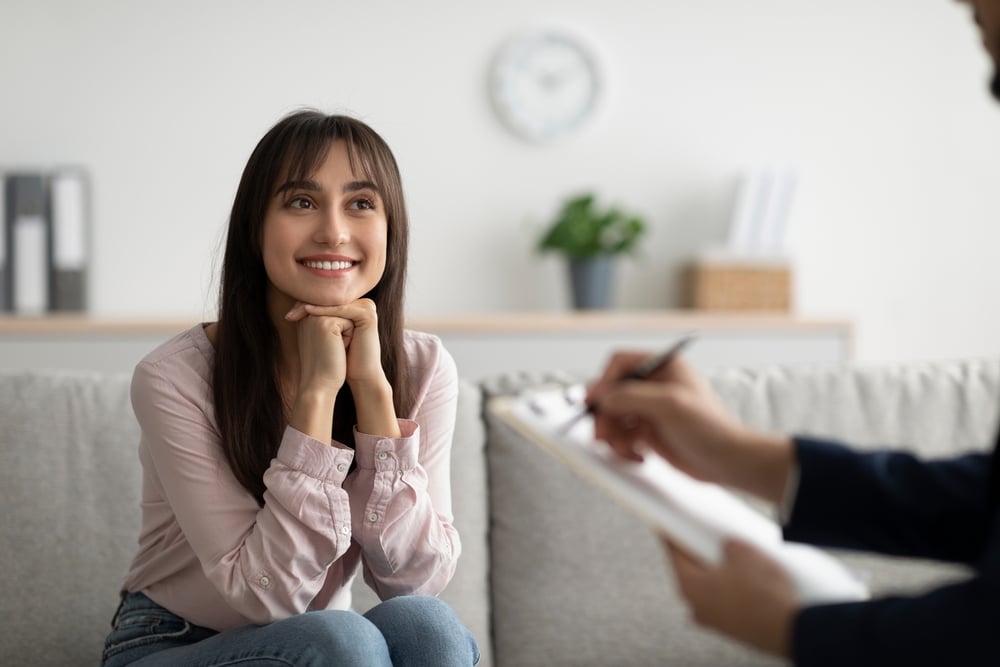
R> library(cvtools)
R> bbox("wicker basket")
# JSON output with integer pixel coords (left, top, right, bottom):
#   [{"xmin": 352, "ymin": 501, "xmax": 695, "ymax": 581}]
[{"xmin": 686, "ymin": 261, "xmax": 792, "ymax": 311}]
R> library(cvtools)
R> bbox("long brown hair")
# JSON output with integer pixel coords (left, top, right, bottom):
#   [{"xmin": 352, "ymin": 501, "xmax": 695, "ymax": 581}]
[{"xmin": 214, "ymin": 110, "xmax": 413, "ymax": 503}]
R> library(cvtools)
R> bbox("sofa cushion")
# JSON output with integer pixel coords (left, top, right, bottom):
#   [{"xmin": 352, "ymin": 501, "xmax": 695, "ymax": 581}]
[
  {"xmin": 483, "ymin": 371, "xmax": 781, "ymax": 667},
  {"xmin": 0, "ymin": 371, "xmax": 139, "ymax": 667}
]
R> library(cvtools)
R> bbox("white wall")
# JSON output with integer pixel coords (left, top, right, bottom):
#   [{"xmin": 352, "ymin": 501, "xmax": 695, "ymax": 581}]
[{"xmin": 2, "ymin": 0, "xmax": 999, "ymax": 363}]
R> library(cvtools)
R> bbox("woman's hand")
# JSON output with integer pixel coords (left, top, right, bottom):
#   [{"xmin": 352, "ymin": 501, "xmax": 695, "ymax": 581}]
[
  {"xmin": 664, "ymin": 538, "xmax": 797, "ymax": 658},
  {"xmin": 285, "ymin": 298, "xmax": 399, "ymax": 439},
  {"xmin": 286, "ymin": 298, "xmax": 386, "ymax": 388},
  {"xmin": 284, "ymin": 302, "xmax": 353, "ymax": 398},
  {"xmin": 586, "ymin": 351, "xmax": 794, "ymax": 504}
]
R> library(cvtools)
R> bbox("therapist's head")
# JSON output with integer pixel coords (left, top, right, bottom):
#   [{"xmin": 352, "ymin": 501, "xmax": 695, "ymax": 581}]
[{"xmin": 957, "ymin": 0, "xmax": 1000, "ymax": 99}]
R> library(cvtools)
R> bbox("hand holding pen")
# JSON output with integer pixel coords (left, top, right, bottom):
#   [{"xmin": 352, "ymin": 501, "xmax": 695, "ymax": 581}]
[
  {"xmin": 584, "ymin": 335, "xmax": 749, "ymax": 472},
  {"xmin": 560, "ymin": 335, "xmax": 697, "ymax": 435},
  {"xmin": 588, "ymin": 335, "xmax": 796, "ymax": 506}
]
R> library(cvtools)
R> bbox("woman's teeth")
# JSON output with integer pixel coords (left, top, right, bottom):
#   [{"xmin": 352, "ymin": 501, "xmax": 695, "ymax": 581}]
[{"xmin": 302, "ymin": 260, "xmax": 353, "ymax": 270}]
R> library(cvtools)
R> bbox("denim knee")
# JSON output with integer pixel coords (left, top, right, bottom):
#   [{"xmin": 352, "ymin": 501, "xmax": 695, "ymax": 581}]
[
  {"xmin": 280, "ymin": 610, "xmax": 390, "ymax": 664},
  {"xmin": 364, "ymin": 595, "xmax": 479, "ymax": 666}
]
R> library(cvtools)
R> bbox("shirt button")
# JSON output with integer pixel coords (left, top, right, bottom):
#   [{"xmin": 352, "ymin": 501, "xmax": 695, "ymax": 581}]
[
  {"xmin": 340, "ymin": 526, "xmax": 350, "ymax": 535},
  {"xmin": 368, "ymin": 512, "xmax": 379, "ymax": 523},
  {"xmin": 336, "ymin": 463, "xmax": 347, "ymax": 473},
  {"xmin": 376, "ymin": 452, "xmax": 388, "ymax": 461},
  {"xmin": 259, "ymin": 575, "xmax": 270, "ymax": 587}
]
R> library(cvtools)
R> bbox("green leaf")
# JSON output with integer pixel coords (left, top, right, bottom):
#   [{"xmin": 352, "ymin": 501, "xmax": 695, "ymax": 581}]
[{"xmin": 537, "ymin": 192, "xmax": 646, "ymax": 259}]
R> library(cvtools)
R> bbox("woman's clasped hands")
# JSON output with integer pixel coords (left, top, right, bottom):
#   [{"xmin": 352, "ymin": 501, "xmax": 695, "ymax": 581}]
[
  {"xmin": 284, "ymin": 297, "xmax": 399, "ymax": 441},
  {"xmin": 285, "ymin": 297, "xmax": 385, "ymax": 394}
]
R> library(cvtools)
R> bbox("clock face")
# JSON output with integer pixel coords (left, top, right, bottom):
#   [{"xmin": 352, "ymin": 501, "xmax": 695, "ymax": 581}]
[{"xmin": 490, "ymin": 31, "xmax": 601, "ymax": 143}]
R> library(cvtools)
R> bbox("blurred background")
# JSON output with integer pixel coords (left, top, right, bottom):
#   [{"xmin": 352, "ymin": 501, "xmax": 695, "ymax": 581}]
[{"xmin": 2, "ymin": 0, "xmax": 999, "ymax": 364}]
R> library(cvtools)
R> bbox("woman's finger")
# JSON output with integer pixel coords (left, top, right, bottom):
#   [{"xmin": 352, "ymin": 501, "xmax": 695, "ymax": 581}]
[
  {"xmin": 284, "ymin": 302, "xmax": 309, "ymax": 322},
  {"xmin": 302, "ymin": 299, "xmax": 377, "ymax": 323}
]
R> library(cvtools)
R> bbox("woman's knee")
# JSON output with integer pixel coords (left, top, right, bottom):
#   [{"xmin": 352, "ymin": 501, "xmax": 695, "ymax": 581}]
[
  {"xmin": 366, "ymin": 595, "xmax": 458, "ymax": 629},
  {"xmin": 273, "ymin": 610, "xmax": 390, "ymax": 664},
  {"xmin": 365, "ymin": 596, "xmax": 478, "ymax": 665}
]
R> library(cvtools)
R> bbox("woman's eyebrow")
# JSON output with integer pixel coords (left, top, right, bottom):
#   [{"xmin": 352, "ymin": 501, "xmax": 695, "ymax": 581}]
[
  {"xmin": 274, "ymin": 179, "xmax": 380, "ymax": 195},
  {"xmin": 343, "ymin": 180, "xmax": 380, "ymax": 194},
  {"xmin": 274, "ymin": 179, "xmax": 321, "ymax": 195}
]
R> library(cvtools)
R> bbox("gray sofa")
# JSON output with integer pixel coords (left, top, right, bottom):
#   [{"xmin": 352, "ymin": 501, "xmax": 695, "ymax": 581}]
[{"xmin": 3, "ymin": 358, "xmax": 997, "ymax": 666}]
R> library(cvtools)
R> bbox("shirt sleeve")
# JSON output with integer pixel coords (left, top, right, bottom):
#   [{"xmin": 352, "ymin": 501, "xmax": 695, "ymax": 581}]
[
  {"xmin": 131, "ymin": 360, "xmax": 356, "ymax": 625},
  {"xmin": 342, "ymin": 340, "xmax": 462, "ymax": 599}
]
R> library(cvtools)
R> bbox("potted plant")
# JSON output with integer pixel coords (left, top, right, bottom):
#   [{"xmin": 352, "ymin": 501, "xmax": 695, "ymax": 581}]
[{"xmin": 537, "ymin": 193, "xmax": 646, "ymax": 309}]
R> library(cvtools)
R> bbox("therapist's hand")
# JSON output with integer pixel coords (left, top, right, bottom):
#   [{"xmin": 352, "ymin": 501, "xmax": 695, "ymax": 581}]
[
  {"xmin": 665, "ymin": 538, "xmax": 797, "ymax": 658},
  {"xmin": 588, "ymin": 351, "xmax": 795, "ymax": 505}
]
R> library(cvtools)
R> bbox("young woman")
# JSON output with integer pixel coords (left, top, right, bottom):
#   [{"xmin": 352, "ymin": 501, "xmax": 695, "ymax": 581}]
[{"xmin": 102, "ymin": 110, "xmax": 479, "ymax": 666}]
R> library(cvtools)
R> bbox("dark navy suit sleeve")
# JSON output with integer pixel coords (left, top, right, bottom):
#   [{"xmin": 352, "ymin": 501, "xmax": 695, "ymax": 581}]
[
  {"xmin": 792, "ymin": 577, "xmax": 1000, "ymax": 667},
  {"xmin": 784, "ymin": 437, "xmax": 991, "ymax": 561},
  {"xmin": 784, "ymin": 437, "xmax": 1000, "ymax": 666}
]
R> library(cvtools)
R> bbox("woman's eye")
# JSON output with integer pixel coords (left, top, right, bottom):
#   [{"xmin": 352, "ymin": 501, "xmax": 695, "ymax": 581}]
[
  {"xmin": 351, "ymin": 197, "xmax": 376, "ymax": 211},
  {"xmin": 288, "ymin": 197, "xmax": 314, "ymax": 209}
]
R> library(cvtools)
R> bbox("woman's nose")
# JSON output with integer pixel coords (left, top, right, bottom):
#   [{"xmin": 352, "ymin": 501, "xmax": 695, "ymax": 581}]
[{"xmin": 314, "ymin": 209, "xmax": 350, "ymax": 245}]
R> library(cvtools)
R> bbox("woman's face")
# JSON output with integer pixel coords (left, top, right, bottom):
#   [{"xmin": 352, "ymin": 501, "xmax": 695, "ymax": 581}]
[{"xmin": 261, "ymin": 140, "xmax": 388, "ymax": 314}]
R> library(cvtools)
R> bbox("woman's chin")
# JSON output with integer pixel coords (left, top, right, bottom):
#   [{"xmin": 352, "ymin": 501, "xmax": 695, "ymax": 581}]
[{"xmin": 299, "ymin": 293, "xmax": 355, "ymax": 308}]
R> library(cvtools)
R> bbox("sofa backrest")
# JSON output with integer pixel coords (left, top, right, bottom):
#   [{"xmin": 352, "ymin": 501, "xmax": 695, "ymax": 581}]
[
  {"xmin": 1, "ymin": 371, "xmax": 139, "ymax": 666},
  {"xmin": 0, "ymin": 371, "xmax": 492, "ymax": 667},
  {"xmin": 711, "ymin": 360, "xmax": 1000, "ymax": 455}
]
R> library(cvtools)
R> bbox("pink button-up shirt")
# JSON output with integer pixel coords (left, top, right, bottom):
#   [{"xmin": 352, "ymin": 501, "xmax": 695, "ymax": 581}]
[{"xmin": 121, "ymin": 324, "xmax": 461, "ymax": 631}]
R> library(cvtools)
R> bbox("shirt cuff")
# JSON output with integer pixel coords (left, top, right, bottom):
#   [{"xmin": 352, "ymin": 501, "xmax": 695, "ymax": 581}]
[
  {"xmin": 353, "ymin": 419, "xmax": 420, "ymax": 471},
  {"xmin": 778, "ymin": 459, "xmax": 802, "ymax": 526},
  {"xmin": 275, "ymin": 425, "xmax": 354, "ymax": 483}
]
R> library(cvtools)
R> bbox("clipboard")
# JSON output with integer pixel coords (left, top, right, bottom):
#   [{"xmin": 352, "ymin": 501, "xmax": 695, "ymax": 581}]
[{"xmin": 488, "ymin": 384, "xmax": 869, "ymax": 605}]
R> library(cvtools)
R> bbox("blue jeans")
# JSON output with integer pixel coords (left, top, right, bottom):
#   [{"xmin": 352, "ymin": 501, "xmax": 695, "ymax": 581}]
[{"xmin": 102, "ymin": 591, "xmax": 480, "ymax": 666}]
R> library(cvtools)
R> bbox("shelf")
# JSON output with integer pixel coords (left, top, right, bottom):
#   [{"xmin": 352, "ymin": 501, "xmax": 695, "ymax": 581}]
[
  {"xmin": 0, "ymin": 311, "xmax": 851, "ymax": 335},
  {"xmin": 0, "ymin": 311, "xmax": 853, "ymax": 379}
]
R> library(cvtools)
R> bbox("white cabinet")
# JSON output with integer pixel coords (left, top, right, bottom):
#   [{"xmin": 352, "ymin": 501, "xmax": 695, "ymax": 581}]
[{"xmin": 0, "ymin": 312, "xmax": 851, "ymax": 380}]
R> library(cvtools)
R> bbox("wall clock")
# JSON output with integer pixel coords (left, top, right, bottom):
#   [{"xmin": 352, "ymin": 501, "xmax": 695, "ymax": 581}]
[{"xmin": 489, "ymin": 30, "xmax": 602, "ymax": 144}]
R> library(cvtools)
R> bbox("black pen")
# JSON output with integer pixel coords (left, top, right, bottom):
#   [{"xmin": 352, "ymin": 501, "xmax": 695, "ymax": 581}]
[{"xmin": 558, "ymin": 334, "xmax": 697, "ymax": 434}]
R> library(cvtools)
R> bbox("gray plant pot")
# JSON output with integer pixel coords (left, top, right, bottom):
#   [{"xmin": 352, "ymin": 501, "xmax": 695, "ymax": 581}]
[{"xmin": 568, "ymin": 255, "xmax": 615, "ymax": 309}]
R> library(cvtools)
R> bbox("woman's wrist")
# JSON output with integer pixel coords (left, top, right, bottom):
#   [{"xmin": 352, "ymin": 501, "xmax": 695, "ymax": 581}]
[
  {"xmin": 288, "ymin": 388, "xmax": 336, "ymax": 444},
  {"xmin": 347, "ymin": 376, "xmax": 393, "ymax": 401},
  {"xmin": 350, "ymin": 379, "xmax": 401, "ymax": 438}
]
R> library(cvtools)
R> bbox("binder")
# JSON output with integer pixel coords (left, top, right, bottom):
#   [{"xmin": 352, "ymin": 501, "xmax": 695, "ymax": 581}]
[
  {"xmin": 489, "ymin": 384, "xmax": 869, "ymax": 605},
  {"xmin": 49, "ymin": 170, "xmax": 88, "ymax": 311},
  {"xmin": 0, "ymin": 173, "xmax": 7, "ymax": 312},
  {"xmin": 4, "ymin": 174, "xmax": 50, "ymax": 315}
]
